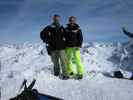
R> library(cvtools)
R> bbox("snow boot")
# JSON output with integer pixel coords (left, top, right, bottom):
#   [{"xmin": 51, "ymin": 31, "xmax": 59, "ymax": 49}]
[
  {"xmin": 61, "ymin": 75, "xmax": 70, "ymax": 80},
  {"xmin": 75, "ymin": 74, "xmax": 83, "ymax": 80},
  {"xmin": 114, "ymin": 71, "xmax": 124, "ymax": 78}
]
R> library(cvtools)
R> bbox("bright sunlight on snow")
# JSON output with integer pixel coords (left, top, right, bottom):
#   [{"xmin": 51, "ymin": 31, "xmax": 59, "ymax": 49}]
[{"xmin": 0, "ymin": 42, "xmax": 133, "ymax": 100}]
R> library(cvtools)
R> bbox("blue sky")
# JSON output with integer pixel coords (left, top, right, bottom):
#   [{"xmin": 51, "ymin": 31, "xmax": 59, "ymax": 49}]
[{"xmin": 0, "ymin": 0, "xmax": 133, "ymax": 44}]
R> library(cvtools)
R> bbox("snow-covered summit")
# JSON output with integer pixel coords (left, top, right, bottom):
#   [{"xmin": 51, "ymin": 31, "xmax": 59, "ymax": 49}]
[{"xmin": 0, "ymin": 42, "xmax": 133, "ymax": 100}]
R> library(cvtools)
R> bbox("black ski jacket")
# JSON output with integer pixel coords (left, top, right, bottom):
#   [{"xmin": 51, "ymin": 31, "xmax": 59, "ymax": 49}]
[
  {"xmin": 123, "ymin": 28, "xmax": 133, "ymax": 38},
  {"xmin": 65, "ymin": 24, "xmax": 83, "ymax": 47},
  {"xmin": 40, "ymin": 23, "xmax": 66, "ymax": 54}
]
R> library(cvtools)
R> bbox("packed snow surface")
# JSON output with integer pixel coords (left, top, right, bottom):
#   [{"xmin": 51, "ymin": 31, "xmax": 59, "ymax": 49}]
[{"xmin": 0, "ymin": 42, "xmax": 133, "ymax": 100}]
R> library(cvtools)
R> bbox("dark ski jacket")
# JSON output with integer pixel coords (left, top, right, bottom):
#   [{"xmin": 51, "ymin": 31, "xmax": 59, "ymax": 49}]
[
  {"xmin": 65, "ymin": 24, "xmax": 83, "ymax": 47},
  {"xmin": 40, "ymin": 23, "xmax": 66, "ymax": 55},
  {"xmin": 123, "ymin": 28, "xmax": 133, "ymax": 38}
]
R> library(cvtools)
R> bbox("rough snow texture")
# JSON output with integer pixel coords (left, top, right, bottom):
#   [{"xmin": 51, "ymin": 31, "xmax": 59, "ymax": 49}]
[{"xmin": 0, "ymin": 42, "xmax": 133, "ymax": 100}]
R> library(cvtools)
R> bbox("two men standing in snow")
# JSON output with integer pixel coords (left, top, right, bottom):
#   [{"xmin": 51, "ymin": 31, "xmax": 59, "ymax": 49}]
[{"xmin": 40, "ymin": 14, "xmax": 84, "ymax": 80}]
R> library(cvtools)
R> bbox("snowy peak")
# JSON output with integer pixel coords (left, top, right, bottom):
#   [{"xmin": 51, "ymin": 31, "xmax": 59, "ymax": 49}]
[{"xmin": 1, "ymin": 42, "xmax": 133, "ymax": 100}]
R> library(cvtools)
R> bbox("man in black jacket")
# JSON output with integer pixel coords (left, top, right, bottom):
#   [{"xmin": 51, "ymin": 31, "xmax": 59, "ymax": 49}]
[
  {"xmin": 65, "ymin": 16, "xmax": 84, "ymax": 79},
  {"xmin": 40, "ymin": 14, "xmax": 68, "ymax": 79}
]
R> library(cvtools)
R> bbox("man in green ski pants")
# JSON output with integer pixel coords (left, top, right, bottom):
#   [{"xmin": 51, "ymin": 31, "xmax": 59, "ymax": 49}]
[{"xmin": 65, "ymin": 16, "xmax": 84, "ymax": 79}]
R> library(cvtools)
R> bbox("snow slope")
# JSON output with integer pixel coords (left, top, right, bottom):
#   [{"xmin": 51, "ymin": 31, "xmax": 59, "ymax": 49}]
[{"xmin": 0, "ymin": 42, "xmax": 133, "ymax": 100}]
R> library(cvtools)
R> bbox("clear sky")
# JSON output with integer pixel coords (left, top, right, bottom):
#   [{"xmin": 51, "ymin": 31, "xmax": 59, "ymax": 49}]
[{"xmin": 0, "ymin": 0, "xmax": 133, "ymax": 44}]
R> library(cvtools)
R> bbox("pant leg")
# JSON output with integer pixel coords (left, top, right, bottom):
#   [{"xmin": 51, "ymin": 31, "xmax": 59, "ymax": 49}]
[
  {"xmin": 58, "ymin": 50, "xmax": 68, "ymax": 76},
  {"xmin": 50, "ymin": 51, "xmax": 60, "ymax": 76},
  {"xmin": 65, "ymin": 48, "xmax": 74, "ymax": 75},
  {"xmin": 73, "ymin": 48, "xmax": 84, "ymax": 75}
]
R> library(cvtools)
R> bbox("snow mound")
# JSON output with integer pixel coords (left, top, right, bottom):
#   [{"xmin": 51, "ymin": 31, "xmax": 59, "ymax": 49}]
[{"xmin": 0, "ymin": 42, "xmax": 133, "ymax": 100}]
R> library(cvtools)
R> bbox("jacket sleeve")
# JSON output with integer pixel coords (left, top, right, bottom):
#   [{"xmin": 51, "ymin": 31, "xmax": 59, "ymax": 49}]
[
  {"xmin": 40, "ymin": 26, "xmax": 50, "ymax": 43},
  {"xmin": 122, "ymin": 28, "xmax": 133, "ymax": 38},
  {"xmin": 61, "ymin": 26, "xmax": 66, "ymax": 41},
  {"xmin": 78, "ymin": 29, "xmax": 83, "ymax": 47}
]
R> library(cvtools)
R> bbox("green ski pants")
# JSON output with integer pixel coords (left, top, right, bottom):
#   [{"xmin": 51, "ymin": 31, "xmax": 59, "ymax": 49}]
[
  {"xmin": 65, "ymin": 47, "xmax": 84, "ymax": 75},
  {"xmin": 50, "ymin": 50, "xmax": 67, "ymax": 76}
]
